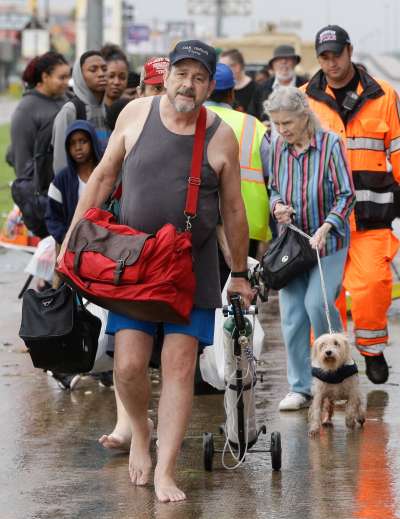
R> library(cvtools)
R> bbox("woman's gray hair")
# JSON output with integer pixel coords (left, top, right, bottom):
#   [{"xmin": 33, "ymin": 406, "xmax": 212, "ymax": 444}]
[{"xmin": 264, "ymin": 86, "xmax": 321, "ymax": 134}]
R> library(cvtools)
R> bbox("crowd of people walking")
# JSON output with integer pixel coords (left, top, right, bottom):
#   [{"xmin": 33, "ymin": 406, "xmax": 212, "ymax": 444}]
[{"xmin": 6, "ymin": 24, "xmax": 400, "ymax": 502}]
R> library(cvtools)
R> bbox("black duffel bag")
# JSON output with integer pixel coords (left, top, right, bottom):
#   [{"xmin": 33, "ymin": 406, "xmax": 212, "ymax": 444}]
[
  {"xmin": 261, "ymin": 225, "xmax": 317, "ymax": 290},
  {"xmin": 19, "ymin": 285, "xmax": 101, "ymax": 373}
]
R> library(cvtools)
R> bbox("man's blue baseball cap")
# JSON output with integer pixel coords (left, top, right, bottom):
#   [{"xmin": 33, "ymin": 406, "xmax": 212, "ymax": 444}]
[{"xmin": 214, "ymin": 63, "xmax": 235, "ymax": 91}]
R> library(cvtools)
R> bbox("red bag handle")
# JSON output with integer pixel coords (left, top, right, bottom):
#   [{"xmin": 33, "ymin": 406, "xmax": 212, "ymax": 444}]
[{"xmin": 184, "ymin": 106, "xmax": 207, "ymax": 228}]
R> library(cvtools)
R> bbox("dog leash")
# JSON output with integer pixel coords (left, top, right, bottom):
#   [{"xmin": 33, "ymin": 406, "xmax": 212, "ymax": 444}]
[{"xmin": 287, "ymin": 223, "xmax": 334, "ymax": 335}]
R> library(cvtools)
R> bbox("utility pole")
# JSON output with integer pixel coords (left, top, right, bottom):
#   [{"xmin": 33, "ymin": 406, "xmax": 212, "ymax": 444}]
[
  {"xmin": 187, "ymin": 0, "xmax": 251, "ymax": 38},
  {"xmin": 121, "ymin": 1, "xmax": 135, "ymax": 50},
  {"xmin": 44, "ymin": 0, "xmax": 50, "ymax": 24},
  {"xmin": 215, "ymin": 0, "xmax": 223, "ymax": 38},
  {"xmin": 29, "ymin": 0, "xmax": 38, "ymax": 16},
  {"xmin": 86, "ymin": 0, "xmax": 103, "ymax": 50}
]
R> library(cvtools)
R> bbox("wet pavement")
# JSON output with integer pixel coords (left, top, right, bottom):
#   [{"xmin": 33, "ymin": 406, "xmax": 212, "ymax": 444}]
[{"xmin": 1, "ymin": 245, "xmax": 400, "ymax": 519}]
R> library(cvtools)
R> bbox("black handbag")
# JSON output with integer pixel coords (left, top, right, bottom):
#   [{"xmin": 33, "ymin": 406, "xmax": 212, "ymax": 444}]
[
  {"xmin": 19, "ymin": 285, "xmax": 101, "ymax": 373},
  {"xmin": 261, "ymin": 226, "xmax": 317, "ymax": 290}
]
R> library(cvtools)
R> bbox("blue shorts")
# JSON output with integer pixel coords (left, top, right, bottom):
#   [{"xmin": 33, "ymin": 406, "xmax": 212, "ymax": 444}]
[{"xmin": 106, "ymin": 307, "xmax": 216, "ymax": 347}]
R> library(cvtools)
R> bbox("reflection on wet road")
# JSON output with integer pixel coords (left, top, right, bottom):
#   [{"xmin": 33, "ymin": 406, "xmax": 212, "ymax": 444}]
[{"xmin": 1, "ymin": 247, "xmax": 400, "ymax": 519}]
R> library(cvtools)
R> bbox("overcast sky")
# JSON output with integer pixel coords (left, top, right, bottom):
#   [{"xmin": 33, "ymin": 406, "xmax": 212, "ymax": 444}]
[{"xmin": 47, "ymin": 0, "xmax": 397, "ymax": 55}]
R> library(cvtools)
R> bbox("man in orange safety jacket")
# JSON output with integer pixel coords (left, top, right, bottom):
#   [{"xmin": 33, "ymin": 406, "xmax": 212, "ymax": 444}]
[{"xmin": 302, "ymin": 25, "xmax": 400, "ymax": 383}]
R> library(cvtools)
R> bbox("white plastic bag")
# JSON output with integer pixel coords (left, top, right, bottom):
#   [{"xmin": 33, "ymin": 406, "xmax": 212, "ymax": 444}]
[
  {"xmin": 85, "ymin": 302, "xmax": 114, "ymax": 373},
  {"xmin": 199, "ymin": 257, "xmax": 264, "ymax": 389},
  {"xmin": 24, "ymin": 235, "xmax": 56, "ymax": 282}
]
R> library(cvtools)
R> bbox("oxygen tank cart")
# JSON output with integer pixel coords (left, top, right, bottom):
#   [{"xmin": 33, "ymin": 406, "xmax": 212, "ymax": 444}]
[{"xmin": 202, "ymin": 294, "xmax": 282, "ymax": 472}]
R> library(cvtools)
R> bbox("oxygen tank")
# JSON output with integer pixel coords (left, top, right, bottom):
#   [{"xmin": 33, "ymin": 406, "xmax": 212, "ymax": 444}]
[{"xmin": 223, "ymin": 315, "xmax": 258, "ymax": 449}]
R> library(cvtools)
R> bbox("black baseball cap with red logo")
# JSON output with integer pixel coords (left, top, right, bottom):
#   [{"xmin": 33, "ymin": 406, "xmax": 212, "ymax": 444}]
[{"xmin": 315, "ymin": 25, "xmax": 351, "ymax": 56}]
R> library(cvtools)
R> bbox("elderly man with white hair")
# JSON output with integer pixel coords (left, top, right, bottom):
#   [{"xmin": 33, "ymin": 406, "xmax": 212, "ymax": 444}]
[{"xmin": 249, "ymin": 45, "xmax": 308, "ymax": 122}]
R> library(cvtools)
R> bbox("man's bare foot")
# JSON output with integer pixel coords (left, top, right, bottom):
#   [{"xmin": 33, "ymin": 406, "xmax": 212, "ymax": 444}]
[
  {"xmin": 98, "ymin": 432, "xmax": 131, "ymax": 452},
  {"xmin": 154, "ymin": 470, "xmax": 186, "ymax": 503},
  {"xmin": 129, "ymin": 418, "xmax": 154, "ymax": 485}
]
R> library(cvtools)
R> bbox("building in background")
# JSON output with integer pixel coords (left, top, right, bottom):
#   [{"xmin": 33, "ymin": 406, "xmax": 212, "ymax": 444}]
[
  {"xmin": 2, "ymin": 1, "xmax": 400, "ymax": 92},
  {"xmin": 213, "ymin": 24, "xmax": 318, "ymax": 77}
]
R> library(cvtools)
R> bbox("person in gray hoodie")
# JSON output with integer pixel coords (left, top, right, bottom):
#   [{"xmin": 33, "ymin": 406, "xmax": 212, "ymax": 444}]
[
  {"xmin": 10, "ymin": 52, "xmax": 70, "ymax": 180},
  {"xmin": 52, "ymin": 50, "xmax": 110, "ymax": 174},
  {"xmin": 9, "ymin": 52, "xmax": 70, "ymax": 237}
]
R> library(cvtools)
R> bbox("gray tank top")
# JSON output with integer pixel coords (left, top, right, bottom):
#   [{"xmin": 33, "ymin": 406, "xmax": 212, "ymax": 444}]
[{"xmin": 119, "ymin": 96, "xmax": 222, "ymax": 308}]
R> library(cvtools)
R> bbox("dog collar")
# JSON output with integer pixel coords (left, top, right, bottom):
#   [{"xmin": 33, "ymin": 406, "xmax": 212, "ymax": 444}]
[{"xmin": 312, "ymin": 363, "xmax": 358, "ymax": 384}]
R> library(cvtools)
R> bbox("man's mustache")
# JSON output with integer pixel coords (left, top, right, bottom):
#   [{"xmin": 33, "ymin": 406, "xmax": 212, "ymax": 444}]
[{"xmin": 176, "ymin": 88, "xmax": 195, "ymax": 98}]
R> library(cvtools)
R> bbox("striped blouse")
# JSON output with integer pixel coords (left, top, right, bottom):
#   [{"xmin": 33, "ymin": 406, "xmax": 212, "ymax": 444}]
[{"xmin": 269, "ymin": 130, "xmax": 355, "ymax": 256}]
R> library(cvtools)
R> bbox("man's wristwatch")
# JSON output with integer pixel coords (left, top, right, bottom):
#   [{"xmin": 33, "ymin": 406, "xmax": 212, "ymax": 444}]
[{"xmin": 231, "ymin": 270, "xmax": 250, "ymax": 280}]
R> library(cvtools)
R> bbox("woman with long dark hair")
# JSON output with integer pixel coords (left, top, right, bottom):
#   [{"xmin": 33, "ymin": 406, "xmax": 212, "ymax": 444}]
[{"xmin": 10, "ymin": 52, "xmax": 70, "ymax": 180}]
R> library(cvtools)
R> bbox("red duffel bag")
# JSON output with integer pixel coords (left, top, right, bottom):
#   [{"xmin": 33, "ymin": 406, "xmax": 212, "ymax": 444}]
[{"xmin": 57, "ymin": 107, "xmax": 207, "ymax": 324}]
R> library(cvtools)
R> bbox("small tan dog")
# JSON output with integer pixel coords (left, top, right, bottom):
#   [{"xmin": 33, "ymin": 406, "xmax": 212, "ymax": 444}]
[{"xmin": 309, "ymin": 333, "xmax": 365, "ymax": 437}]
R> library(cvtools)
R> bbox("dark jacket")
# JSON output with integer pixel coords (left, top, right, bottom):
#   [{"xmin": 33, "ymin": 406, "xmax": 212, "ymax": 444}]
[
  {"xmin": 10, "ymin": 89, "xmax": 67, "ymax": 178},
  {"xmin": 45, "ymin": 120, "xmax": 102, "ymax": 244},
  {"xmin": 248, "ymin": 74, "xmax": 308, "ymax": 121}
]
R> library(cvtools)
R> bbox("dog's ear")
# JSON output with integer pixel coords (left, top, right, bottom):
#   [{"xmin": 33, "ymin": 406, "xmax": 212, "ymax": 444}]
[
  {"xmin": 312, "ymin": 337, "xmax": 323, "ymax": 361},
  {"xmin": 337, "ymin": 332, "xmax": 349, "ymax": 343},
  {"xmin": 314, "ymin": 335, "xmax": 327, "ymax": 350},
  {"xmin": 335, "ymin": 333, "xmax": 351, "ymax": 357},
  {"xmin": 333, "ymin": 333, "xmax": 349, "ymax": 347}
]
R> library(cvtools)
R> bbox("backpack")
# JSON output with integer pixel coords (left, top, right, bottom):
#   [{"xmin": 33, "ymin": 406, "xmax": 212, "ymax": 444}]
[
  {"xmin": 70, "ymin": 96, "xmax": 87, "ymax": 121},
  {"xmin": 11, "ymin": 117, "xmax": 56, "ymax": 237}
]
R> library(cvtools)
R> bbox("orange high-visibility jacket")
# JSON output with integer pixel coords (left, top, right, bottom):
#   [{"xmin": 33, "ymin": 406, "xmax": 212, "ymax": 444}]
[{"xmin": 301, "ymin": 66, "xmax": 400, "ymax": 231}]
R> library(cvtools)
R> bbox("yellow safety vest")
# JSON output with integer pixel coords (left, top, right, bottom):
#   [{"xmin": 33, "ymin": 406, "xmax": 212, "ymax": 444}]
[{"xmin": 208, "ymin": 105, "xmax": 272, "ymax": 242}]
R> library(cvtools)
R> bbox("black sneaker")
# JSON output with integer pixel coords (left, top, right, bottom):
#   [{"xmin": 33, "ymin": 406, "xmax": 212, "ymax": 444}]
[
  {"xmin": 52, "ymin": 372, "xmax": 81, "ymax": 390},
  {"xmin": 364, "ymin": 354, "xmax": 389, "ymax": 384},
  {"xmin": 98, "ymin": 371, "xmax": 114, "ymax": 388}
]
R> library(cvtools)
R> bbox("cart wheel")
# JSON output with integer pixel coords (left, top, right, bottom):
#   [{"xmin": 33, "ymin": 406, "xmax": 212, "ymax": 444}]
[
  {"xmin": 270, "ymin": 431, "xmax": 282, "ymax": 471},
  {"xmin": 203, "ymin": 432, "xmax": 214, "ymax": 472}
]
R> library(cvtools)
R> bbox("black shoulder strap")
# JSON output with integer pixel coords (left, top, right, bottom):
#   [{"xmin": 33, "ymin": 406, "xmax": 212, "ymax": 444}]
[{"xmin": 70, "ymin": 96, "xmax": 87, "ymax": 120}]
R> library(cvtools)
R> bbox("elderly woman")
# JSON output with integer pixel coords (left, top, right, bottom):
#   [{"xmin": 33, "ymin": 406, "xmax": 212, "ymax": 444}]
[{"xmin": 265, "ymin": 86, "xmax": 355, "ymax": 411}]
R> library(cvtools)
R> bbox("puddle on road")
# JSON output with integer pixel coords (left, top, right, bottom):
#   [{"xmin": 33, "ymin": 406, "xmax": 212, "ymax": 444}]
[{"xmin": 1, "ymin": 249, "xmax": 400, "ymax": 518}]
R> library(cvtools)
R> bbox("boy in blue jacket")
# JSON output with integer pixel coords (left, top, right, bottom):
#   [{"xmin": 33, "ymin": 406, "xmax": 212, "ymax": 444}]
[
  {"xmin": 46, "ymin": 120, "xmax": 102, "ymax": 244},
  {"xmin": 45, "ymin": 120, "xmax": 103, "ymax": 390}
]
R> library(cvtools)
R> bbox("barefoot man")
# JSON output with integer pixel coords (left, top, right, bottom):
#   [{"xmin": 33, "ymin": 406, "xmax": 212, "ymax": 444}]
[
  {"xmin": 98, "ymin": 55, "xmax": 170, "ymax": 453},
  {"xmin": 58, "ymin": 40, "xmax": 252, "ymax": 502}
]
